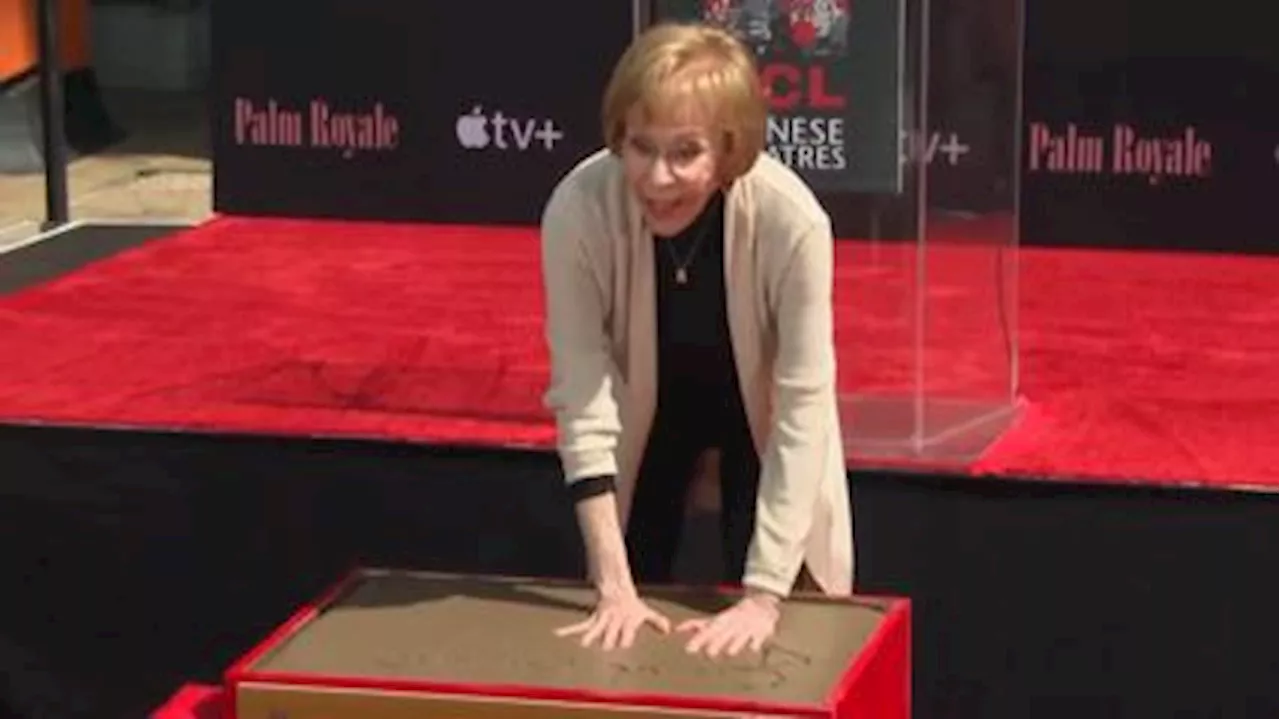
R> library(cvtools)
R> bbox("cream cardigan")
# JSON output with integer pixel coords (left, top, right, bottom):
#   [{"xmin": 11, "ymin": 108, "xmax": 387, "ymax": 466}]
[{"xmin": 539, "ymin": 149, "xmax": 853, "ymax": 598}]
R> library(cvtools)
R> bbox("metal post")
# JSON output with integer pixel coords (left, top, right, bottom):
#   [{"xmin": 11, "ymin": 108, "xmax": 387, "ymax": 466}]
[{"xmin": 36, "ymin": 0, "xmax": 70, "ymax": 229}]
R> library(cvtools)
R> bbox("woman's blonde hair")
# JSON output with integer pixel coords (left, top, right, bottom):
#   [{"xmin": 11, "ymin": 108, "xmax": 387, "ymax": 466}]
[{"xmin": 602, "ymin": 22, "xmax": 768, "ymax": 183}]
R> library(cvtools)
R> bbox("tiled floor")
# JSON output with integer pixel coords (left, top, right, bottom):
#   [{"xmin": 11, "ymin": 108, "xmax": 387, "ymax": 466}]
[{"xmin": 0, "ymin": 88, "xmax": 211, "ymax": 247}]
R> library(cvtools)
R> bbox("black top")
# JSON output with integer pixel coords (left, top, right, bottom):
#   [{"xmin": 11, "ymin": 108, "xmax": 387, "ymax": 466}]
[
  {"xmin": 566, "ymin": 192, "xmax": 750, "ymax": 503},
  {"xmin": 653, "ymin": 192, "xmax": 749, "ymax": 444}
]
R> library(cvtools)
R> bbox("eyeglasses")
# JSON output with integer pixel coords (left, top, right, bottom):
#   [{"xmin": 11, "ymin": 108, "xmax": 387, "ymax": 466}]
[{"xmin": 623, "ymin": 135, "xmax": 715, "ymax": 177}]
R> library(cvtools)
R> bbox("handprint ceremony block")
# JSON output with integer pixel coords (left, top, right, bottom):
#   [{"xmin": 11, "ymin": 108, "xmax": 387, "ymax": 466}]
[{"xmin": 224, "ymin": 569, "xmax": 910, "ymax": 718}]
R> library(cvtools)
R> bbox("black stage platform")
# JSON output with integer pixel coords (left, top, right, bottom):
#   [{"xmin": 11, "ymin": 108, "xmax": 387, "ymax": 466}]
[{"xmin": 0, "ymin": 225, "xmax": 1275, "ymax": 719}]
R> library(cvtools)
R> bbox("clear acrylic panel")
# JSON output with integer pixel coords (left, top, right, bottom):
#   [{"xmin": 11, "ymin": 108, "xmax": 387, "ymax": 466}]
[
  {"xmin": 638, "ymin": 0, "xmax": 1022, "ymax": 466},
  {"xmin": 839, "ymin": 0, "xmax": 1024, "ymax": 465}
]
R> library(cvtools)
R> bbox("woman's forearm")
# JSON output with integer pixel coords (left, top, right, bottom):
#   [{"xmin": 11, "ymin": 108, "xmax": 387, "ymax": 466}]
[{"xmin": 574, "ymin": 493, "xmax": 636, "ymax": 598}]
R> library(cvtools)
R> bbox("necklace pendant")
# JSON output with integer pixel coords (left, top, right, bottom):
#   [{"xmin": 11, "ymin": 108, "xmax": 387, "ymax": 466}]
[{"xmin": 675, "ymin": 267, "xmax": 688, "ymax": 285}]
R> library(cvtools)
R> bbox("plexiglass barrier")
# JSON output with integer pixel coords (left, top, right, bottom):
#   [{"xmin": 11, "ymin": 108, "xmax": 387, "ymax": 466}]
[
  {"xmin": 837, "ymin": 0, "xmax": 1023, "ymax": 464},
  {"xmin": 644, "ymin": 0, "xmax": 1023, "ymax": 466}
]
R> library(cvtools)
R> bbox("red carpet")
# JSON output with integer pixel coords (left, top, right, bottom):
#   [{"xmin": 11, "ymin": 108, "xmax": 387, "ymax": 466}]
[{"xmin": 0, "ymin": 216, "xmax": 1273, "ymax": 490}]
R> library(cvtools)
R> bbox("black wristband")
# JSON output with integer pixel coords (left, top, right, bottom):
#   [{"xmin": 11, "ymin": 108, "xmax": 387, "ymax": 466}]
[{"xmin": 567, "ymin": 474, "xmax": 616, "ymax": 503}]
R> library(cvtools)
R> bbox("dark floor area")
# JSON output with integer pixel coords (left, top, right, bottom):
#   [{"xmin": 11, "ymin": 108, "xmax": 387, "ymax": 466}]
[
  {"xmin": 0, "ymin": 424, "xmax": 1273, "ymax": 719},
  {"xmin": 0, "ymin": 223, "xmax": 188, "ymax": 296}
]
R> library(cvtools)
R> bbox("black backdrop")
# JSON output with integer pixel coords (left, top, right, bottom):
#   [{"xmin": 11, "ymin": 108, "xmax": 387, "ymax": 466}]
[
  {"xmin": 1017, "ymin": 0, "xmax": 1275, "ymax": 254},
  {"xmin": 211, "ymin": 1, "xmax": 634, "ymax": 226},
  {"xmin": 212, "ymin": 0, "xmax": 1275, "ymax": 252}
]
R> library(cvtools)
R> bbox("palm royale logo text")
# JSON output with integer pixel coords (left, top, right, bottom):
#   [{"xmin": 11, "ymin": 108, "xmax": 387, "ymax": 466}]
[
  {"xmin": 232, "ymin": 97, "xmax": 400, "ymax": 159},
  {"xmin": 1027, "ymin": 122, "xmax": 1213, "ymax": 185}
]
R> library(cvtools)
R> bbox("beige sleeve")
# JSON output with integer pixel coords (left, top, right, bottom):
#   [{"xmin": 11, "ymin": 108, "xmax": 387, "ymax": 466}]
[
  {"xmin": 539, "ymin": 184, "xmax": 623, "ymax": 483},
  {"xmin": 743, "ymin": 217, "xmax": 838, "ymax": 597}
]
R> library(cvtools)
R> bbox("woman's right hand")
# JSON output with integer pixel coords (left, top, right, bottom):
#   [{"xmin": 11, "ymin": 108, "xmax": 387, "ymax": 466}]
[{"xmin": 554, "ymin": 590, "xmax": 672, "ymax": 650}]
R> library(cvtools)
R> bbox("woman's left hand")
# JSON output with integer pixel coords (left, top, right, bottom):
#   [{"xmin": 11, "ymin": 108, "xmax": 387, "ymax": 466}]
[{"xmin": 676, "ymin": 591, "xmax": 780, "ymax": 658}]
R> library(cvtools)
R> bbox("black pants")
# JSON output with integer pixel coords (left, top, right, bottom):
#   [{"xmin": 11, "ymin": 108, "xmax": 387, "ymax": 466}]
[{"xmin": 624, "ymin": 402, "xmax": 761, "ymax": 585}]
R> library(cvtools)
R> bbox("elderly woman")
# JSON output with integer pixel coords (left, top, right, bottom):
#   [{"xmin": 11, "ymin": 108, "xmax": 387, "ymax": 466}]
[{"xmin": 540, "ymin": 22, "xmax": 852, "ymax": 658}]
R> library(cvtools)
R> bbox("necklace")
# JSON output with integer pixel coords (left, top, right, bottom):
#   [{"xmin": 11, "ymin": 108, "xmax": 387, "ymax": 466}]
[
  {"xmin": 664, "ymin": 230, "xmax": 705, "ymax": 285},
  {"xmin": 661, "ymin": 205, "xmax": 717, "ymax": 286}
]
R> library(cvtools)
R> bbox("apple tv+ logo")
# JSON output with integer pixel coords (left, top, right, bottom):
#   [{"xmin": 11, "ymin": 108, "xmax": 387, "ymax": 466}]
[{"xmin": 456, "ymin": 105, "xmax": 564, "ymax": 152}]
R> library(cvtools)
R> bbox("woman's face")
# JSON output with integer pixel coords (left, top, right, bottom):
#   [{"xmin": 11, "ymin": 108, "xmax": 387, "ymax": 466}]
[{"xmin": 620, "ymin": 103, "xmax": 722, "ymax": 238}]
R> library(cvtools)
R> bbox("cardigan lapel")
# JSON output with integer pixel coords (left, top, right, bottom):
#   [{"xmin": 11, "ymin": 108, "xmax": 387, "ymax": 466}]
[
  {"xmin": 723, "ymin": 178, "xmax": 768, "ymax": 453},
  {"xmin": 618, "ymin": 189, "xmax": 656, "ymax": 529}
]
